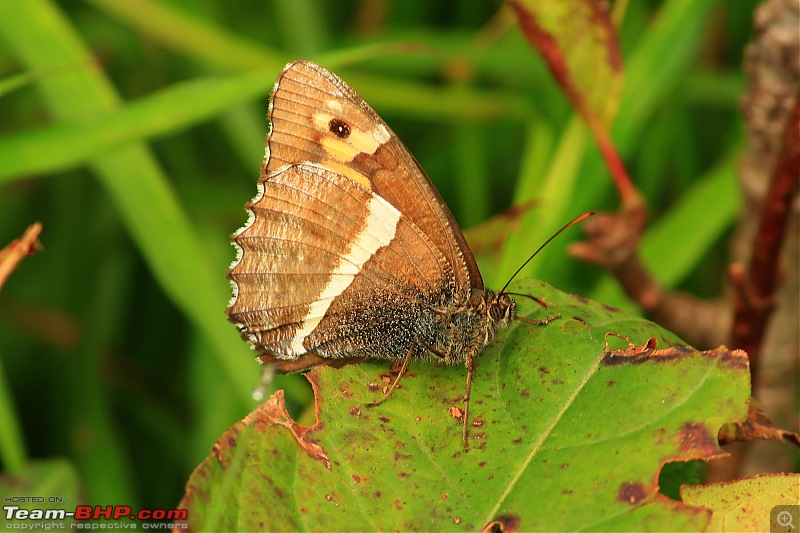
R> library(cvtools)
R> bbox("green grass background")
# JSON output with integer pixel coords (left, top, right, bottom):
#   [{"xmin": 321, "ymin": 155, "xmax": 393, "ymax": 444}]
[{"xmin": 0, "ymin": 0, "xmax": 753, "ymax": 511}]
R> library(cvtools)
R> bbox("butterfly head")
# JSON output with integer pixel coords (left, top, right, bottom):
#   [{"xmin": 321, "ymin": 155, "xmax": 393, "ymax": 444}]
[
  {"xmin": 487, "ymin": 291, "xmax": 516, "ymax": 325},
  {"xmin": 466, "ymin": 289, "xmax": 516, "ymax": 348}
]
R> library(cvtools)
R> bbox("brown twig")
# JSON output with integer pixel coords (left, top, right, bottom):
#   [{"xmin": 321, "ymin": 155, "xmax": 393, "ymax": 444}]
[
  {"xmin": 730, "ymin": 90, "xmax": 800, "ymax": 380},
  {"xmin": 0, "ymin": 223, "xmax": 42, "ymax": 292}
]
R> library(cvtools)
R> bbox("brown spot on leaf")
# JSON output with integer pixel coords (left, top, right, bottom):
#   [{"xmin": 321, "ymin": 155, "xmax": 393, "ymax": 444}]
[
  {"xmin": 481, "ymin": 514, "xmax": 521, "ymax": 533},
  {"xmin": 441, "ymin": 493, "xmax": 449, "ymax": 501},
  {"xmin": 679, "ymin": 422, "xmax": 719, "ymax": 455},
  {"xmin": 379, "ymin": 416, "xmax": 390, "ymax": 424},
  {"xmin": 472, "ymin": 417, "xmax": 485, "ymax": 428},
  {"xmin": 349, "ymin": 405, "xmax": 361, "ymax": 417},
  {"xmin": 714, "ymin": 347, "xmax": 749, "ymax": 370},
  {"xmin": 394, "ymin": 449, "xmax": 412, "ymax": 462},
  {"xmin": 617, "ymin": 482, "xmax": 647, "ymax": 505}
]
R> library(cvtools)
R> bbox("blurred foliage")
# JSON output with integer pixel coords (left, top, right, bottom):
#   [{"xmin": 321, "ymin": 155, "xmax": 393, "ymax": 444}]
[{"xmin": 0, "ymin": 0, "xmax": 755, "ymax": 512}]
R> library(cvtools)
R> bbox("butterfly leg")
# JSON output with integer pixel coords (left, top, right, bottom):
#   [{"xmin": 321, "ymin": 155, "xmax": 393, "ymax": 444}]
[
  {"xmin": 367, "ymin": 340, "xmax": 416, "ymax": 407},
  {"xmin": 462, "ymin": 352, "xmax": 475, "ymax": 452},
  {"xmin": 367, "ymin": 338, "xmax": 447, "ymax": 407}
]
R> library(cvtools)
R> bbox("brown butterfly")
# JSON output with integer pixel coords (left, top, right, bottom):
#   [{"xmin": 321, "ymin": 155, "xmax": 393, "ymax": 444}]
[{"xmin": 227, "ymin": 60, "xmax": 517, "ymax": 451}]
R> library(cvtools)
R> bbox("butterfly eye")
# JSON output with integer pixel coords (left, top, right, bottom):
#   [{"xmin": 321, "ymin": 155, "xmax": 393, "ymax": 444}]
[
  {"xmin": 328, "ymin": 118, "xmax": 351, "ymax": 139},
  {"xmin": 489, "ymin": 302, "xmax": 505, "ymax": 321}
]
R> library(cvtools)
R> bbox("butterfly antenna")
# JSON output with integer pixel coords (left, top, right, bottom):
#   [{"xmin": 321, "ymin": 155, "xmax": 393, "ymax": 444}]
[{"xmin": 498, "ymin": 211, "xmax": 595, "ymax": 295}]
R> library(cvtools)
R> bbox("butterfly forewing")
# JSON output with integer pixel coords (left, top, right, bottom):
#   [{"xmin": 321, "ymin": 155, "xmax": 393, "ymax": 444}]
[{"xmin": 265, "ymin": 60, "xmax": 482, "ymax": 292}]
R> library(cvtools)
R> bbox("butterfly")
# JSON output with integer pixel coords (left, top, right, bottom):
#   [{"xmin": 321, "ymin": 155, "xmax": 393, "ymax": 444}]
[{"xmin": 227, "ymin": 60, "xmax": 518, "ymax": 451}]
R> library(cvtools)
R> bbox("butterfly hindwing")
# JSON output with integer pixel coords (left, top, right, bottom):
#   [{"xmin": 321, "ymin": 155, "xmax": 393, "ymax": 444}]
[{"xmin": 229, "ymin": 162, "xmax": 452, "ymax": 359}]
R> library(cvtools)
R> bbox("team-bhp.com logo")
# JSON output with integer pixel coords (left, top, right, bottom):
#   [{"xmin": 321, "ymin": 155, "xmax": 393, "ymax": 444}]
[{"xmin": 3, "ymin": 504, "xmax": 188, "ymax": 529}]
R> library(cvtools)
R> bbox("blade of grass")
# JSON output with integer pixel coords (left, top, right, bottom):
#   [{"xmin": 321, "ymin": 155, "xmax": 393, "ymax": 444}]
[
  {"xmin": 67, "ymin": 205, "xmax": 137, "ymax": 504},
  {"xmin": 0, "ymin": 354, "xmax": 26, "ymax": 475},
  {"xmin": 0, "ymin": 73, "xmax": 34, "ymax": 98},
  {"xmin": 217, "ymin": 104, "xmax": 266, "ymax": 175},
  {"xmin": 497, "ymin": 115, "xmax": 587, "ymax": 284},
  {"xmin": 85, "ymin": 0, "xmax": 283, "ymax": 70},
  {"xmin": 88, "ymin": 0, "xmax": 427, "ymax": 74},
  {"xmin": 273, "ymin": 0, "xmax": 328, "ymax": 56},
  {"xmin": 615, "ymin": 0, "xmax": 723, "ymax": 139},
  {"xmin": 0, "ymin": 69, "xmax": 528, "ymax": 184},
  {"xmin": 0, "ymin": 1, "xmax": 257, "ymax": 410},
  {"xmin": 453, "ymin": 124, "xmax": 490, "ymax": 228},
  {"xmin": 0, "ymin": 70, "xmax": 276, "ymax": 183},
  {"xmin": 342, "ymin": 71, "xmax": 531, "ymax": 122}
]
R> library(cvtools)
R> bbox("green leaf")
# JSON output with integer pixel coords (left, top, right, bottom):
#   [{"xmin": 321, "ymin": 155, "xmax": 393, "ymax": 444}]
[
  {"xmin": 179, "ymin": 281, "xmax": 751, "ymax": 531},
  {"xmin": 508, "ymin": 0, "xmax": 624, "ymax": 129},
  {"xmin": 681, "ymin": 474, "xmax": 800, "ymax": 532}
]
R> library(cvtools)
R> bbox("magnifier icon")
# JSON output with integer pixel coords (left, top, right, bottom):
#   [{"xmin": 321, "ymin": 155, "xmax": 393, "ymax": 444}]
[{"xmin": 778, "ymin": 510, "xmax": 795, "ymax": 529}]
